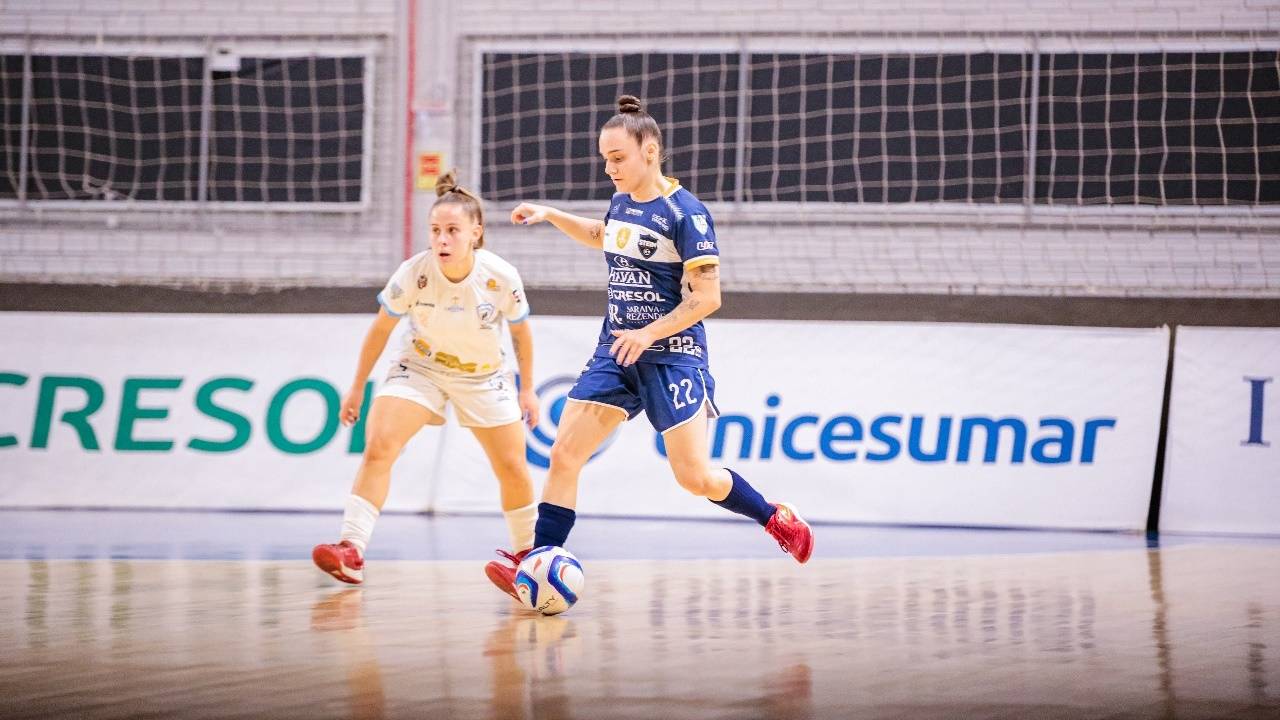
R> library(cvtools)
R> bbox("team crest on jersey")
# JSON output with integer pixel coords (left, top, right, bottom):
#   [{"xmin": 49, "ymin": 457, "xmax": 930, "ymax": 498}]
[
  {"xmin": 417, "ymin": 274, "xmax": 428, "ymax": 289},
  {"xmin": 476, "ymin": 302, "xmax": 498, "ymax": 328},
  {"xmin": 389, "ymin": 282, "xmax": 404, "ymax": 300},
  {"xmin": 637, "ymin": 233, "xmax": 659, "ymax": 259},
  {"xmin": 692, "ymin": 215, "xmax": 708, "ymax": 235}
]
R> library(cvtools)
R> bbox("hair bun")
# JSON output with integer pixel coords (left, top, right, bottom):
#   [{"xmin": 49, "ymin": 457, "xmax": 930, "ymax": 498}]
[
  {"xmin": 617, "ymin": 94, "xmax": 643, "ymax": 114},
  {"xmin": 435, "ymin": 169, "xmax": 458, "ymax": 197}
]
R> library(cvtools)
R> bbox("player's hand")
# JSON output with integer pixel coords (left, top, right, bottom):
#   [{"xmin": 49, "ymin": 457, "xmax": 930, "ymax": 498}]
[
  {"xmin": 609, "ymin": 328, "xmax": 656, "ymax": 367},
  {"xmin": 511, "ymin": 202, "xmax": 550, "ymax": 225},
  {"xmin": 518, "ymin": 387, "xmax": 539, "ymax": 429},
  {"xmin": 340, "ymin": 386, "xmax": 363, "ymax": 427}
]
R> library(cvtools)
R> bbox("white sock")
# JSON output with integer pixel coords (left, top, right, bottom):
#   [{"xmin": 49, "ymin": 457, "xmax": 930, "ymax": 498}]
[
  {"xmin": 340, "ymin": 494, "xmax": 380, "ymax": 556},
  {"xmin": 503, "ymin": 502, "xmax": 537, "ymax": 552}
]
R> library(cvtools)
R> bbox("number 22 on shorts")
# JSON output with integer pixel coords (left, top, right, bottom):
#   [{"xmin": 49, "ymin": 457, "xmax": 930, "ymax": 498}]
[{"xmin": 668, "ymin": 378, "xmax": 698, "ymax": 409}]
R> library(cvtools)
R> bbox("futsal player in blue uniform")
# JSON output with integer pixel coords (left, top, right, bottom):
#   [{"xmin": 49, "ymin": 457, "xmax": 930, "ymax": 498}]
[{"xmin": 486, "ymin": 95, "xmax": 813, "ymax": 599}]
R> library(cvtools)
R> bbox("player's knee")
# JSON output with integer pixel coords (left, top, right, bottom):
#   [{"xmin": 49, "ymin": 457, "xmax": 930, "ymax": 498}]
[
  {"xmin": 672, "ymin": 466, "xmax": 714, "ymax": 497},
  {"xmin": 548, "ymin": 440, "xmax": 589, "ymax": 472},
  {"xmin": 361, "ymin": 433, "xmax": 402, "ymax": 466},
  {"xmin": 492, "ymin": 455, "xmax": 531, "ymax": 485}
]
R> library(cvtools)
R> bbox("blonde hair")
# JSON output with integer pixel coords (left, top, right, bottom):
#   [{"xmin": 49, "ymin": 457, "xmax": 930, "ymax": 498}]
[{"xmin": 433, "ymin": 169, "xmax": 485, "ymax": 248}]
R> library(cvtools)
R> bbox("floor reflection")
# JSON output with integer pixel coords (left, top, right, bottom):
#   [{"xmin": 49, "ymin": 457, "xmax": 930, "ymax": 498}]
[{"xmin": 0, "ymin": 545, "xmax": 1275, "ymax": 719}]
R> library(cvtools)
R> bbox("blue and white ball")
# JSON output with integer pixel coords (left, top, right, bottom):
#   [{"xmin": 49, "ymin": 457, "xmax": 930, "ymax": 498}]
[{"xmin": 514, "ymin": 546, "xmax": 584, "ymax": 615}]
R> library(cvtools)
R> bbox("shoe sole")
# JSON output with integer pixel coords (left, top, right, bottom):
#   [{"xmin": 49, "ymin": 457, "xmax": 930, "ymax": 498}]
[
  {"xmin": 484, "ymin": 562, "xmax": 521, "ymax": 602},
  {"xmin": 313, "ymin": 545, "xmax": 363, "ymax": 584},
  {"xmin": 776, "ymin": 502, "xmax": 814, "ymax": 564}
]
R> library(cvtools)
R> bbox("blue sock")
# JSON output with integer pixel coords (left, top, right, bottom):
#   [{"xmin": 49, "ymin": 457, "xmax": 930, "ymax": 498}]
[
  {"xmin": 710, "ymin": 468, "xmax": 777, "ymax": 526},
  {"xmin": 533, "ymin": 502, "xmax": 576, "ymax": 549}
]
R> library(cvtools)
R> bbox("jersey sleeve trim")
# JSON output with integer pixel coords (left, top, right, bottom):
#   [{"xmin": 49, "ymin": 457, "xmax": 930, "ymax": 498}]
[
  {"xmin": 683, "ymin": 255, "xmax": 720, "ymax": 270},
  {"xmin": 506, "ymin": 307, "xmax": 530, "ymax": 324},
  {"xmin": 377, "ymin": 291, "xmax": 406, "ymax": 318}
]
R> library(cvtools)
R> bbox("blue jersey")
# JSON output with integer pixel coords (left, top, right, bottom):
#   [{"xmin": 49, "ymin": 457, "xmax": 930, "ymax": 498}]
[{"xmin": 594, "ymin": 178, "xmax": 720, "ymax": 368}]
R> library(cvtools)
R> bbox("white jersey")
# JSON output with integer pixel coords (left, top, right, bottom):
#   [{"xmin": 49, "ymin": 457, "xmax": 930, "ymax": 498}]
[{"xmin": 377, "ymin": 248, "xmax": 530, "ymax": 376}]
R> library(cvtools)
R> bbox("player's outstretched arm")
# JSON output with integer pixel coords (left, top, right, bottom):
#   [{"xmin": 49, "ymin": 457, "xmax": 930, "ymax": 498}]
[
  {"xmin": 341, "ymin": 306, "xmax": 399, "ymax": 426},
  {"xmin": 510, "ymin": 202, "xmax": 605, "ymax": 250}
]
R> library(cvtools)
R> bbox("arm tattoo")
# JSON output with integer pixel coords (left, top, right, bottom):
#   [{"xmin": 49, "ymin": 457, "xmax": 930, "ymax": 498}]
[{"xmin": 588, "ymin": 222, "xmax": 604, "ymax": 245}]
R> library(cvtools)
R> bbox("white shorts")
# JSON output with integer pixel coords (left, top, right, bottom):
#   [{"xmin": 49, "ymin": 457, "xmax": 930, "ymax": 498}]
[{"xmin": 376, "ymin": 360, "xmax": 521, "ymax": 428}]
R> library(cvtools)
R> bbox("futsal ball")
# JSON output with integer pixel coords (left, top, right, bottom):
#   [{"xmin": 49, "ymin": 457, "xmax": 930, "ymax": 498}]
[{"xmin": 514, "ymin": 546, "xmax": 584, "ymax": 615}]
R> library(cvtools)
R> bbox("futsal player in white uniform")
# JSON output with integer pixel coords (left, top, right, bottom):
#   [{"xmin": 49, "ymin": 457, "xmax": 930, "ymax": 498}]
[
  {"xmin": 486, "ymin": 96, "xmax": 814, "ymax": 598},
  {"xmin": 313, "ymin": 171, "xmax": 540, "ymax": 585}
]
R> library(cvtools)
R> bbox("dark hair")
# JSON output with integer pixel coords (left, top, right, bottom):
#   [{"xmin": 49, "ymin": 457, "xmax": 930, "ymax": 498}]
[
  {"xmin": 601, "ymin": 94, "xmax": 665, "ymax": 163},
  {"xmin": 432, "ymin": 169, "xmax": 485, "ymax": 248}
]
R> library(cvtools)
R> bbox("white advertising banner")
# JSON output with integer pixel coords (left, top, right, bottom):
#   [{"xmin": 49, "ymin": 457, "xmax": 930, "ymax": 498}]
[
  {"xmin": 434, "ymin": 317, "xmax": 1170, "ymax": 531},
  {"xmin": 0, "ymin": 313, "xmax": 443, "ymax": 511},
  {"xmin": 1162, "ymin": 327, "xmax": 1280, "ymax": 536},
  {"xmin": 1, "ymin": 313, "xmax": 1169, "ymax": 530}
]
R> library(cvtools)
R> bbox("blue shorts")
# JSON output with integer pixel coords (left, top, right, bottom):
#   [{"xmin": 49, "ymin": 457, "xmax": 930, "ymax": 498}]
[{"xmin": 567, "ymin": 357, "xmax": 720, "ymax": 433}]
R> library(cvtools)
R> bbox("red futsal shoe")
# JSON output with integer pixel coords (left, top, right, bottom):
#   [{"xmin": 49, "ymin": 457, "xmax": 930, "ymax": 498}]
[
  {"xmin": 485, "ymin": 548, "xmax": 531, "ymax": 601},
  {"xmin": 312, "ymin": 540, "xmax": 365, "ymax": 584},
  {"xmin": 764, "ymin": 502, "xmax": 814, "ymax": 564}
]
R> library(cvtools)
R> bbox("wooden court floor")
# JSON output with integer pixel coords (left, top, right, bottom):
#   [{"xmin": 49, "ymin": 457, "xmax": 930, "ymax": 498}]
[{"xmin": 1, "ymin": 544, "xmax": 1277, "ymax": 719}]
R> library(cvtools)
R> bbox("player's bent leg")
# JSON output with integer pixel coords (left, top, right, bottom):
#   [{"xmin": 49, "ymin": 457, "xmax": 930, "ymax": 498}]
[
  {"xmin": 663, "ymin": 404, "xmax": 814, "ymax": 564},
  {"xmin": 314, "ymin": 396, "xmax": 441, "ymax": 584},
  {"xmin": 353, "ymin": 396, "xmax": 444, "ymax": 508},
  {"xmin": 661, "ymin": 403, "xmax": 731, "ymax": 499}
]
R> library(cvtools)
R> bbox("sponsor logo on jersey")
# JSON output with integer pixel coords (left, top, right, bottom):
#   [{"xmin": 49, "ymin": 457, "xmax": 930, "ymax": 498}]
[
  {"xmin": 434, "ymin": 351, "xmax": 477, "ymax": 373},
  {"xmin": 696, "ymin": 240, "xmax": 716, "ymax": 252},
  {"xmin": 447, "ymin": 296, "xmax": 464, "ymax": 313},
  {"xmin": 412, "ymin": 339, "xmax": 432, "ymax": 357},
  {"xmin": 477, "ymin": 302, "xmax": 498, "ymax": 328},
  {"xmin": 388, "ymin": 362, "xmax": 411, "ymax": 381},
  {"xmin": 486, "ymin": 278, "xmax": 499, "ymax": 291},
  {"xmin": 650, "ymin": 214, "xmax": 670, "ymax": 232},
  {"xmin": 511, "ymin": 288, "xmax": 524, "ymax": 305},
  {"xmin": 608, "ymin": 288, "xmax": 666, "ymax": 302},
  {"xmin": 624, "ymin": 207, "xmax": 644, "ymax": 216},
  {"xmin": 613, "ymin": 255, "xmax": 634, "ymax": 268},
  {"xmin": 417, "ymin": 274, "xmax": 428, "ymax": 289},
  {"xmin": 626, "ymin": 305, "xmax": 665, "ymax": 323},
  {"xmin": 609, "ymin": 268, "xmax": 652, "ymax": 287},
  {"xmin": 608, "ymin": 303, "xmax": 621, "ymax": 324},
  {"xmin": 637, "ymin": 233, "xmax": 659, "ymax": 259},
  {"xmin": 692, "ymin": 214, "xmax": 708, "ymax": 234}
]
